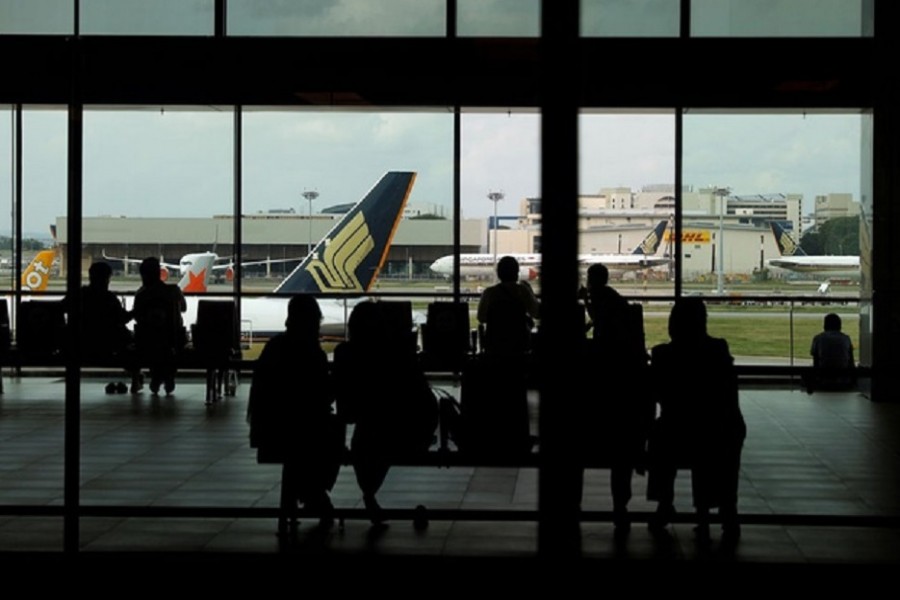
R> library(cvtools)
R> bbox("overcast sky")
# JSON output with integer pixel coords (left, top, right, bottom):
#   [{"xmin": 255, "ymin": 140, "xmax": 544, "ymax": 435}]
[{"xmin": 1, "ymin": 108, "xmax": 866, "ymax": 238}]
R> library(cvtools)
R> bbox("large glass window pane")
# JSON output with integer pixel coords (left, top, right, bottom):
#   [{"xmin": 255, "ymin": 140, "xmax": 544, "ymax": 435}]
[
  {"xmin": 241, "ymin": 109, "xmax": 453, "ymax": 340},
  {"xmin": 692, "ymin": 0, "xmax": 871, "ymax": 37},
  {"xmin": 228, "ymin": 0, "xmax": 444, "ymax": 36},
  {"xmin": 80, "ymin": 0, "xmax": 214, "ymax": 35},
  {"xmin": 79, "ymin": 106, "xmax": 235, "ymax": 511},
  {"xmin": 682, "ymin": 110, "xmax": 868, "ymax": 366},
  {"xmin": 581, "ymin": 0, "xmax": 679, "ymax": 37},
  {"xmin": 0, "ymin": 0, "xmax": 73, "ymax": 34},
  {"xmin": 460, "ymin": 109, "xmax": 540, "ymax": 285},
  {"xmin": 458, "ymin": 0, "xmax": 540, "ymax": 37},
  {"xmin": 22, "ymin": 108, "xmax": 66, "ymax": 298},
  {"xmin": 0, "ymin": 107, "xmax": 66, "ymax": 548},
  {"xmin": 579, "ymin": 111, "xmax": 676, "ymax": 299},
  {"xmin": 1, "ymin": 107, "xmax": 11, "ymax": 292},
  {"xmin": 82, "ymin": 106, "xmax": 234, "ymax": 319}
]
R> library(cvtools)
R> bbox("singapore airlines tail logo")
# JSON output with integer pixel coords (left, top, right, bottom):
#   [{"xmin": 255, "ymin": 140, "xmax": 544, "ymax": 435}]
[
  {"xmin": 779, "ymin": 230, "xmax": 799, "ymax": 256},
  {"xmin": 304, "ymin": 212, "xmax": 375, "ymax": 292},
  {"xmin": 638, "ymin": 231, "xmax": 659, "ymax": 255}
]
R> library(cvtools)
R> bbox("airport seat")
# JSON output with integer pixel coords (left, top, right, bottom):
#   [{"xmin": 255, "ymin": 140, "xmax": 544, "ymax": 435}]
[
  {"xmin": 191, "ymin": 299, "xmax": 241, "ymax": 404},
  {"xmin": 15, "ymin": 299, "xmax": 66, "ymax": 360},
  {"xmin": 0, "ymin": 299, "xmax": 9, "ymax": 394},
  {"xmin": 375, "ymin": 300, "xmax": 419, "ymax": 356},
  {"xmin": 420, "ymin": 301, "xmax": 472, "ymax": 372},
  {"xmin": 0, "ymin": 298, "xmax": 10, "ymax": 355}
]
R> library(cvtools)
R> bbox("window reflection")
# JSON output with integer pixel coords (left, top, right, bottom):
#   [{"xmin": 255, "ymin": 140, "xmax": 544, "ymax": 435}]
[
  {"xmin": 581, "ymin": 0, "xmax": 679, "ymax": 37},
  {"xmin": 458, "ymin": 0, "xmax": 540, "ymax": 37},
  {"xmin": 691, "ymin": 0, "xmax": 871, "ymax": 37},
  {"xmin": 228, "ymin": 0, "xmax": 444, "ymax": 36},
  {"xmin": 0, "ymin": 0, "xmax": 73, "ymax": 34},
  {"xmin": 80, "ymin": 0, "xmax": 214, "ymax": 35}
]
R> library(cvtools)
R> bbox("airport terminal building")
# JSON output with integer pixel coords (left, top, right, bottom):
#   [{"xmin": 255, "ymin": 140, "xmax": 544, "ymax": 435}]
[{"xmin": 2, "ymin": 2, "xmax": 898, "ymax": 568}]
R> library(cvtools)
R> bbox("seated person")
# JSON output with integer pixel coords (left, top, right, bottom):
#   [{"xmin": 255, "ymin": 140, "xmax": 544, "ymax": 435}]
[
  {"xmin": 476, "ymin": 256, "xmax": 540, "ymax": 356},
  {"xmin": 806, "ymin": 312, "xmax": 856, "ymax": 392},
  {"xmin": 132, "ymin": 257, "xmax": 187, "ymax": 395},
  {"xmin": 63, "ymin": 261, "xmax": 137, "ymax": 392}
]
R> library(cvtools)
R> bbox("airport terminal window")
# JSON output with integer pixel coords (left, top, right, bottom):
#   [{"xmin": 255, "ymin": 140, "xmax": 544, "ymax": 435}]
[
  {"xmin": 1, "ymin": 106, "xmax": 12, "ymax": 292},
  {"xmin": 460, "ymin": 109, "xmax": 540, "ymax": 294},
  {"xmin": 457, "ymin": 0, "xmax": 540, "ymax": 37},
  {"xmin": 581, "ymin": 0, "xmax": 680, "ymax": 37},
  {"xmin": 0, "ymin": 107, "xmax": 66, "ymax": 523},
  {"xmin": 82, "ymin": 107, "xmax": 234, "ymax": 301},
  {"xmin": 578, "ymin": 111, "xmax": 676, "ymax": 297},
  {"xmin": 227, "ymin": 0, "xmax": 445, "ymax": 36},
  {"xmin": 241, "ymin": 107, "xmax": 453, "ymax": 338},
  {"xmin": 691, "ymin": 0, "xmax": 872, "ymax": 37},
  {"xmin": 80, "ymin": 0, "xmax": 214, "ymax": 35},
  {"xmin": 0, "ymin": 0, "xmax": 73, "ymax": 34},
  {"xmin": 681, "ymin": 110, "xmax": 870, "ymax": 365},
  {"xmin": 20, "ymin": 107, "xmax": 66, "ymax": 298}
]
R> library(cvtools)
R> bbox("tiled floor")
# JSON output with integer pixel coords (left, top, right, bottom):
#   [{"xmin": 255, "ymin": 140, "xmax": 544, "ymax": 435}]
[{"xmin": 1, "ymin": 372, "xmax": 900, "ymax": 576}]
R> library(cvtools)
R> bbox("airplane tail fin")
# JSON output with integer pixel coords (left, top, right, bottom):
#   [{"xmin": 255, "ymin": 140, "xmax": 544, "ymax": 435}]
[
  {"xmin": 178, "ymin": 253, "xmax": 217, "ymax": 293},
  {"xmin": 21, "ymin": 248, "xmax": 58, "ymax": 292},
  {"xmin": 274, "ymin": 171, "xmax": 416, "ymax": 294},
  {"xmin": 769, "ymin": 220, "xmax": 807, "ymax": 256},
  {"xmin": 631, "ymin": 220, "xmax": 668, "ymax": 255}
]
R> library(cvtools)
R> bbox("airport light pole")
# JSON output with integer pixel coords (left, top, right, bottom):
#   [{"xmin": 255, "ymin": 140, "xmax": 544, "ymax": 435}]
[
  {"xmin": 488, "ymin": 191, "xmax": 504, "ymax": 278},
  {"xmin": 302, "ymin": 189, "xmax": 319, "ymax": 257},
  {"xmin": 714, "ymin": 186, "xmax": 730, "ymax": 295}
]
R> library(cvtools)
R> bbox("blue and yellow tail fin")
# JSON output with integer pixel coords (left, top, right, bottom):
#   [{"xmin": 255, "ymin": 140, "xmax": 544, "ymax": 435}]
[
  {"xmin": 274, "ymin": 171, "xmax": 416, "ymax": 294},
  {"xmin": 769, "ymin": 220, "xmax": 807, "ymax": 256},
  {"xmin": 631, "ymin": 220, "xmax": 668, "ymax": 255}
]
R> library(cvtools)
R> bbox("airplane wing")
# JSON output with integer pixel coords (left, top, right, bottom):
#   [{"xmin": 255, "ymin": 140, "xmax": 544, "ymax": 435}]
[
  {"xmin": 102, "ymin": 250, "xmax": 180, "ymax": 271},
  {"xmin": 210, "ymin": 257, "xmax": 304, "ymax": 271}
]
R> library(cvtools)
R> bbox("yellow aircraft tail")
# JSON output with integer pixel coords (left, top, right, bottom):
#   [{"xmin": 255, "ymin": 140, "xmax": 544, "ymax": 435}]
[{"xmin": 21, "ymin": 249, "xmax": 58, "ymax": 292}]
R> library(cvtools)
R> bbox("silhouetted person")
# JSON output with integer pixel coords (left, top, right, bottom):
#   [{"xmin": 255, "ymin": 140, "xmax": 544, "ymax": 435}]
[
  {"xmin": 247, "ymin": 295, "xmax": 342, "ymax": 536},
  {"xmin": 577, "ymin": 263, "xmax": 652, "ymax": 534},
  {"xmin": 647, "ymin": 297, "xmax": 746, "ymax": 541},
  {"xmin": 333, "ymin": 301, "xmax": 437, "ymax": 526},
  {"xmin": 132, "ymin": 257, "xmax": 187, "ymax": 395},
  {"xmin": 63, "ymin": 261, "xmax": 138, "ymax": 392},
  {"xmin": 806, "ymin": 312, "xmax": 856, "ymax": 392},
  {"xmin": 461, "ymin": 256, "xmax": 539, "ymax": 458},
  {"xmin": 477, "ymin": 255, "xmax": 540, "ymax": 356}
]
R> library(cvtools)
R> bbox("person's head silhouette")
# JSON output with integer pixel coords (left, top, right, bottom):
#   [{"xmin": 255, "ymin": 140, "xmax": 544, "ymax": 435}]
[
  {"xmin": 88, "ymin": 261, "xmax": 113, "ymax": 290},
  {"xmin": 139, "ymin": 257, "xmax": 162, "ymax": 287},
  {"xmin": 668, "ymin": 297, "xmax": 708, "ymax": 342},
  {"xmin": 285, "ymin": 294, "xmax": 322, "ymax": 340},
  {"xmin": 496, "ymin": 256, "xmax": 520, "ymax": 283},
  {"xmin": 587, "ymin": 263, "xmax": 610, "ymax": 291},
  {"xmin": 824, "ymin": 312, "xmax": 842, "ymax": 332}
]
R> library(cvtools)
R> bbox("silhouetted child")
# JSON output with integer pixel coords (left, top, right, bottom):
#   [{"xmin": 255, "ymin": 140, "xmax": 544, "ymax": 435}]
[
  {"xmin": 132, "ymin": 257, "xmax": 187, "ymax": 395},
  {"xmin": 646, "ymin": 297, "xmax": 746, "ymax": 542},
  {"xmin": 806, "ymin": 312, "xmax": 856, "ymax": 392},
  {"xmin": 248, "ymin": 295, "xmax": 342, "ymax": 536},
  {"xmin": 579, "ymin": 263, "xmax": 652, "ymax": 535}
]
